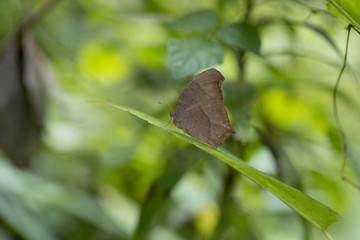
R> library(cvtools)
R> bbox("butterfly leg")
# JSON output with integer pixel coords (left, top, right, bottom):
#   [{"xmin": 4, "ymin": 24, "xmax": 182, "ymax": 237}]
[
  {"xmin": 181, "ymin": 129, "xmax": 197, "ymax": 146},
  {"xmin": 164, "ymin": 118, "xmax": 174, "ymax": 132}
]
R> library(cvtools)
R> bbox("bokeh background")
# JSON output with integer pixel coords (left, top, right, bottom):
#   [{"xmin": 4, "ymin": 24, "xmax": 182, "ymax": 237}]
[{"xmin": 0, "ymin": 0, "xmax": 359, "ymax": 239}]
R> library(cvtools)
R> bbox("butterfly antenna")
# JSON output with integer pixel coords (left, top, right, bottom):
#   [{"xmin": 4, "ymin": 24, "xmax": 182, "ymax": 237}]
[{"xmin": 162, "ymin": 96, "xmax": 175, "ymax": 112}]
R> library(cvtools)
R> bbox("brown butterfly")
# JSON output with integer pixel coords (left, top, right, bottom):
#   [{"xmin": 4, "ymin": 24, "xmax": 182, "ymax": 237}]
[{"xmin": 170, "ymin": 68, "xmax": 236, "ymax": 148}]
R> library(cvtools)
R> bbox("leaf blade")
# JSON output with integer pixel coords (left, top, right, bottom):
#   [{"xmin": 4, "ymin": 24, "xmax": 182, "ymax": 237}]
[
  {"xmin": 167, "ymin": 37, "xmax": 224, "ymax": 79},
  {"xmin": 98, "ymin": 101, "xmax": 341, "ymax": 232},
  {"xmin": 168, "ymin": 9, "xmax": 217, "ymax": 33},
  {"xmin": 327, "ymin": 0, "xmax": 360, "ymax": 31},
  {"xmin": 217, "ymin": 22, "xmax": 261, "ymax": 55},
  {"xmin": 0, "ymin": 162, "xmax": 126, "ymax": 238}
]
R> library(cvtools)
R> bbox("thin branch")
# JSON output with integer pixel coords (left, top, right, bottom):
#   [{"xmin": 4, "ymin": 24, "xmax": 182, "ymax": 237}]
[
  {"xmin": 333, "ymin": 25, "xmax": 360, "ymax": 190},
  {"xmin": 19, "ymin": 0, "xmax": 60, "ymax": 30},
  {"xmin": 256, "ymin": 127, "xmax": 284, "ymax": 180},
  {"xmin": 236, "ymin": 0, "xmax": 254, "ymax": 84},
  {"xmin": 243, "ymin": 0, "xmax": 253, "ymax": 23}
]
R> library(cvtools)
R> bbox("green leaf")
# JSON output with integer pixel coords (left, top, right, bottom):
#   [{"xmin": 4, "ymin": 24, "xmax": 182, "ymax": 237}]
[
  {"xmin": 168, "ymin": 9, "xmax": 217, "ymax": 33},
  {"xmin": 167, "ymin": 37, "xmax": 224, "ymax": 79},
  {"xmin": 327, "ymin": 0, "xmax": 360, "ymax": 31},
  {"xmin": 218, "ymin": 22, "xmax": 261, "ymax": 55},
  {"xmin": 0, "ymin": 193, "xmax": 57, "ymax": 240},
  {"xmin": 0, "ymin": 163, "xmax": 126, "ymax": 238},
  {"xmin": 93, "ymin": 101, "xmax": 341, "ymax": 237}
]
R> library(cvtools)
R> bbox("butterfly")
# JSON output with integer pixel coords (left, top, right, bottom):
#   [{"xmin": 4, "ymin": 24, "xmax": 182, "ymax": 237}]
[{"xmin": 170, "ymin": 68, "xmax": 235, "ymax": 148}]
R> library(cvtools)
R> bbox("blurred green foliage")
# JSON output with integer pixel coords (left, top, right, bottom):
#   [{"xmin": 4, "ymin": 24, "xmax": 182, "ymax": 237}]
[{"xmin": 0, "ymin": 0, "xmax": 360, "ymax": 240}]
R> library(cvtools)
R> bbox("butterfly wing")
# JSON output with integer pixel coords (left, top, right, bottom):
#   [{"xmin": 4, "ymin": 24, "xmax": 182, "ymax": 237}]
[{"xmin": 174, "ymin": 69, "xmax": 235, "ymax": 148}]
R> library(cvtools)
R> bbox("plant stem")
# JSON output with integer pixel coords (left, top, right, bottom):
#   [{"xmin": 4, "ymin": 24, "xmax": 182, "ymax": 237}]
[
  {"xmin": 236, "ymin": 0, "xmax": 253, "ymax": 84},
  {"xmin": 323, "ymin": 230, "xmax": 334, "ymax": 240},
  {"xmin": 20, "ymin": 0, "xmax": 60, "ymax": 30}
]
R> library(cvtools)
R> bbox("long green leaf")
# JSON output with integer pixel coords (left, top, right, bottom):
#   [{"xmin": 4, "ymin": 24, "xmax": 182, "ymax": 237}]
[
  {"xmin": 0, "ymin": 162, "xmax": 126, "ymax": 238},
  {"xmin": 327, "ymin": 0, "xmax": 360, "ymax": 31},
  {"xmin": 0, "ymin": 193, "xmax": 57, "ymax": 240},
  {"xmin": 92, "ymin": 101, "xmax": 341, "ymax": 236}
]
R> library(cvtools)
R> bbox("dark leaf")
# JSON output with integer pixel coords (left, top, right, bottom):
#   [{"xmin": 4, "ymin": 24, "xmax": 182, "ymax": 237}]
[
  {"xmin": 167, "ymin": 37, "xmax": 224, "ymax": 79},
  {"xmin": 0, "ymin": 29, "xmax": 49, "ymax": 168},
  {"xmin": 218, "ymin": 22, "xmax": 261, "ymax": 55},
  {"xmin": 168, "ymin": 9, "xmax": 217, "ymax": 33}
]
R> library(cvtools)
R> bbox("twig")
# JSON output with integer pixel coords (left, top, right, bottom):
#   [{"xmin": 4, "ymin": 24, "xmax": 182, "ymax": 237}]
[
  {"xmin": 19, "ymin": 0, "xmax": 60, "ymax": 30},
  {"xmin": 332, "ymin": 25, "xmax": 360, "ymax": 190},
  {"xmin": 236, "ymin": 0, "xmax": 254, "ymax": 84},
  {"xmin": 256, "ymin": 127, "xmax": 284, "ymax": 180}
]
